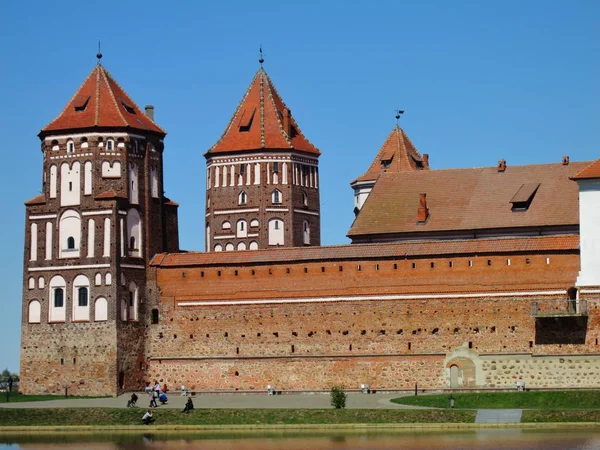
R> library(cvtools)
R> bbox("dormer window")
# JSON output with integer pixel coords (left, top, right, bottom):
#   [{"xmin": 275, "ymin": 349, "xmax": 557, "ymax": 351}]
[
  {"xmin": 238, "ymin": 108, "xmax": 256, "ymax": 132},
  {"xmin": 119, "ymin": 98, "xmax": 136, "ymax": 114},
  {"xmin": 67, "ymin": 140, "xmax": 75, "ymax": 153},
  {"xmin": 381, "ymin": 159, "xmax": 392, "ymax": 169},
  {"xmin": 74, "ymin": 95, "xmax": 91, "ymax": 112},
  {"xmin": 511, "ymin": 183, "xmax": 540, "ymax": 211}
]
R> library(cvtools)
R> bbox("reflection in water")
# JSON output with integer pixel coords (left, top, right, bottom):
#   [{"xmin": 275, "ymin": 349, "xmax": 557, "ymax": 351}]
[{"xmin": 3, "ymin": 429, "xmax": 600, "ymax": 450}]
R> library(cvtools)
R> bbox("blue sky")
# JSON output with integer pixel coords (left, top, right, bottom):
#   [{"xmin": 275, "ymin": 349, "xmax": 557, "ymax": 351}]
[{"xmin": 0, "ymin": 1, "xmax": 598, "ymax": 372}]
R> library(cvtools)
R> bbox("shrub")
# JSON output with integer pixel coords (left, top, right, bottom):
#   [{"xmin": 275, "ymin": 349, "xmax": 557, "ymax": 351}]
[{"xmin": 330, "ymin": 385, "xmax": 347, "ymax": 409}]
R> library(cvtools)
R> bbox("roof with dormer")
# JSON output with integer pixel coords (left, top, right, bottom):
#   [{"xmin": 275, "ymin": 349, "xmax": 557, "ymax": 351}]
[
  {"xmin": 352, "ymin": 125, "xmax": 428, "ymax": 185},
  {"xmin": 207, "ymin": 68, "xmax": 320, "ymax": 156},
  {"xmin": 39, "ymin": 64, "xmax": 165, "ymax": 137}
]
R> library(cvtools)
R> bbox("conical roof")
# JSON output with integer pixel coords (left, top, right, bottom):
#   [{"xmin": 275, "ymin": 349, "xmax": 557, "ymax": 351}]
[
  {"xmin": 207, "ymin": 68, "xmax": 319, "ymax": 156},
  {"xmin": 353, "ymin": 125, "xmax": 428, "ymax": 184},
  {"xmin": 40, "ymin": 64, "xmax": 165, "ymax": 137}
]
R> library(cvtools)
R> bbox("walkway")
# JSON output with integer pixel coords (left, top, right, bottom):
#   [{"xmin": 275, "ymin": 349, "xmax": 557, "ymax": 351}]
[
  {"xmin": 475, "ymin": 409, "xmax": 523, "ymax": 424},
  {"xmin": 0, "ymin": 392, "xmax": 426, "ymax": 410}
]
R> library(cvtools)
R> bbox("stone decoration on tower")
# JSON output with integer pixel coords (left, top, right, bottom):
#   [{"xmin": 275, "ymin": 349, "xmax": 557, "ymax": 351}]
[
  {"xmin": 204, "ymin": 67, "xmax": 321, "ymax": 251},
  {"xmin": 21, "ymin": 59, "xmax": 179, "ymax": 396}
]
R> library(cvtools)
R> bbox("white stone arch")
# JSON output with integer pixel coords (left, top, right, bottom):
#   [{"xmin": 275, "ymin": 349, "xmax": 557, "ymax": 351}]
[
  {"xmin": 87, "ymin": 219, "xmax": 95, "ymax": 257},
  {"xmin": 225, "ymin": 242, "xmax": 234, "ymax": 251},
  {"xmin": 66, "ymin": 139, "xmax": 75, "ymax": 153},
  {"xmin": 268, "ymin": 218, "xmax": 284, "ymax": 246},
  {"xmin": 49, "ymin": 165, "xmax": 57, "ymax": 198},
  {"xmin": 250, "ymin": 219, "xmax": 259, "ymax": 228},
  {"xmin": 45, "ymin": 221, "xmax": 53, "ymax": 260},
  {"xmin": 272, "ymin": 189, "xmax": 282, "ymax": 204},
  {"xmin": 101, "ymin": 161, "xmax": 121, "ymax": 178},
  {"xmin": 230, "ymin": 164, "xmax": 235, "ymax": 186},
  {"xmin": 215, "ymin": 166, "xmax": 220, "ymax": 187},
  {"xmin": 60, "ymin": 161, "xmax": 81, "ymax": 206},
  {"xmin": 95, "ymin": 297, "xmax": 108, "ymax": 322},
  {"xmin": 84, "ymin": 161, "xmax": 92, "ymax": 195},
  {"xmin": 103, "ymin": 218, "xmax": 111, "ymax": 257},
  {"xmin": 106, "ymin": 138, "xmax": 114, "ymax": 151},
  {"xmin": 254, "ymin": 163, "xmax": 260, "ymax": 185},
  {"xmin": 38, "ymin": 276, "xmax": 45, "ymax": 289},
  {"xmin": 28, "ymin": 277, "xmax": 35, "ymax": 289},
  {"xmin": 129, "ymin": 162, "xmax": 139, "ymax": 204},
  {"xmin": 282, "ymin": 162, "xmax": 288, "ymax": 184},
  {"xmin": 49, "ymin": 275, "xmax": 66, "ymax": 322},
  {"xmin": 72, "ymin": 274, "xmax": 90, "ymax": 322},
  {"xmin": 105, "ymin": 272, "xmax": 112, "ymax": 285},
  {"xmin": 94, "ymin": 273, "xmax": 102, "ymax": 286},
  {"xmin": 127, "ymin": 208, "xmax": 142, "ymax": 258},
  {"xmin": 236, "ymin": 219, "xmax": 247, "ymax": 238},
  {"xmin": 214, "ymin": 243, "xmax": 223, "ymax": 252},
  {"xmin": 206, "ymin": 224, "xmax": 211, "ymax": 252},
  {"xmin": 28, "ymin": 300, "xmax": 41, "ymax": 324},
  {"xmin": 237, "ymin": 242, "xmax": 247, "ymax": 251},
  {"xmin": 302, "ymin": 191, "xmax": 308, "ymax": 206},
  {"xmin": 59, "ymin": 209, "xmax": 81, "ymax": 258},
  {"xmin": 303, "ymin": 220, "xmax": 311, "ymax": 245},
  {"xmin": 128, "ymin": 281, "xmax": 138, "ymax": 321},
  {"xmin": 222, "ymin": 165, "xmax": 228, "ymax": 186},
  {"xmin": 249, "ymin": 241, "xmax": 259, "ymax": 250},
  {"xmin": 222, "ymin": 221, "xmax": 231, "ymax": 230}
]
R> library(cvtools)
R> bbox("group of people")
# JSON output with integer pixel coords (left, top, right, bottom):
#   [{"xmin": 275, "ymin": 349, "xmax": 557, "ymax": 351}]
[{"xmin": 134, "ymin": 380, "xmax": 194, "ymax": 425}]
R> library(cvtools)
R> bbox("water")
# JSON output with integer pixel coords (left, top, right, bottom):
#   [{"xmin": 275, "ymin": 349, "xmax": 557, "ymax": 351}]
[{"xmin": 1, "ymin": 429, "xmax": 600, "ymax": 449}]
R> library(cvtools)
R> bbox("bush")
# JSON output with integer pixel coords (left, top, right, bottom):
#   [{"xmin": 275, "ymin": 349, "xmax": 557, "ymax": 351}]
[{"xmin": 330, "ymin": 385, "xmax": 347, "ymax": 409}]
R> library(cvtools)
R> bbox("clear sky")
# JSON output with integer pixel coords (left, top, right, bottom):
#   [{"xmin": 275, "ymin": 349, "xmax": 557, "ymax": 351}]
[{"xmin": 0, "ymin": 1, "xmax": 598, "ymax": 372}]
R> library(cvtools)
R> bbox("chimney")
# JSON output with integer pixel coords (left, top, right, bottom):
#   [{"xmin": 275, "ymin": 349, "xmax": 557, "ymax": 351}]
[
  {"xmin": 423, "ymin": 154, "xmax": 429, "ymax": 168},
  {"xmin": 498, "ymin": 159, "xmax": 507, "ymax": 172},
  {"xmin": 283, "ymin": 107, "xmax": 292, "ymax": 136},
  {"xmin": 145, "ymin": 105, "xmax": 155, "ymax": 121},
  {"xmin": 417, "ymin": 193, "xmax": 429, "ymax": 223},
  {"xmin": 562, "ymin": 156, "xmax": 570, "ymax": 165}
]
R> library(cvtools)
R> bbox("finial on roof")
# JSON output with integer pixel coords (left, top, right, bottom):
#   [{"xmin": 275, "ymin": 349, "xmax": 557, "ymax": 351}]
[
  {"xmin": 395, "ymin": 109, "xmax": 404, "ymax": 125},
  {"xmin": 258, "ymin": 45, "xmax": 264, "ymax": 66},
  {"xmin": 96, "ymin": 41, "xmax": 103, "ymax": 64}
]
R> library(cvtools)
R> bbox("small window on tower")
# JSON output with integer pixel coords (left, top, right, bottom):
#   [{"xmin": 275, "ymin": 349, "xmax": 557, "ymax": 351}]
[
  {"xmin": 381, "ymin": 159, "xmax": 392, "ymax": 169},
  {"xmin": 272, "ymin": 190, "xmax": 281, "ymax": 204},
  {"xmin": 240, "ymin": 164, "xmax": 246, "ymax": 175},
  {"xmin": 107, "ymin": 139, "xmax": 114, "ymax": 151},
  {"xmin": 273, "ymin": 162, "xmax": 279, "ymax": 173},
  {"xmin": 67, "ymin": 237, "xmax": 75, "ymax": 250},
  {"xmin": 67, "ymin": 140, "xmax": 75, "ymax": 153},
  {"xmin": 302, "ymin": 192, "xmax": 308, "ymax": 206},
  {"xmin": 238, "ymin": 191, "xmax": 247, "ymax": 205}
]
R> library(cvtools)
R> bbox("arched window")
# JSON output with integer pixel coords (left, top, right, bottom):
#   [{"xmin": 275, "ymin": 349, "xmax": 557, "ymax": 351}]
[
  {"xmin": 222, "ymin": 221, "xmax": 231, "ymax": 230},
  {"xmin": 272, "ymin": 189, "xmax": 281, "ymax": 204},
  {"xmin": 67, "ymin": 237, "xmax": 75, "ymax": 249},
  {"xmin": 51, "ymin": 140, "xmax": 59, "ymax": 151},
  {"xmin": 238, "ymin": 191, "xmax": 247, "ymax": 205},
  {"xmin": 67, "ymin": 139, "xmax": 75, "ymax": 153},
  {"xmin": 302, "ymin": 192, "xmax": 308, "ymax": 206},
  {"xmin": 225, "ymin": 243, "xmax": 234, "ymax": 251},
  {"xmin": 130, "ymin": 236, "xmax": 136, "ymax": 250},
  {"xmin": 54, "ymin": 288, "xmax": 64, "ymax": 307},
  {"xmin": 78, "ymin": 287, "xmax": 88, "ymax": 307},
  {"xmin": 72, "ymin": 274, "xmax": 90, "ymax": 321},
  {"xmin": 28, "ymin": 300, "xmax": 41, "ymax": 324},
  {"xmin": 95, "ymin": 297, "xmax": 108, "ymax": 321},
  {"xmin": 106, "ymin": 139, "xmax": 114, "ymax": 151},
  {"xmin": 268, "ymin": 218, "xmax": 284, "ymax": 246},
  {"xmin": 127, "ymin": 209, "xmax": 141, "ymax": 257},
  {"xmin": 237, "ymin": 242, "xmax": 247, "ymax": 251},
  {"xmin": 128, "ymin": 281, "xmax": 138, "ymax": 321},
  {"xmin": 250, "ymin": 219, "xmax": 259, "ymax": 227},
  {"xmin": 28, "ymin": 277, "xmax": 35, "ymax": 289},
  {"xmin": 95, "ymin": 273, "xmax": 102, "ymax": 286},
  {"xmin": 249, "ymin": 241, "xmax": 259, "ymax": 250},
  {"xmin": 214, "ymin": 244, "xmax": 223, "ymax": 252},
  {"xmin": 59, "ymin": 209, "xmax": 81, "ymax": 258},
  {"xmin": 237, "ymin": 219, "xmax": 247, "ymax": 238}
]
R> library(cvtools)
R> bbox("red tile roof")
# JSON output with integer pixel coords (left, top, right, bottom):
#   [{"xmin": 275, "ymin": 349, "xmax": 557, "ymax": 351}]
[
  {"xmin": 353, "ymin": 125, "xmax": 429, "ymax": 183},
  {"xmin": 207, "ymin": 68, "xmax": 319, "ymax": 156},
  {"xmin": 95, "ymin": 189, "xmax": 127, "ymax": 201},
  {"xmin": 151, "ymin": 235, "xmax": 578, "ymax": 267},
  {"xmin": 40, "ymin": 64, "xmax": 165, "ymax": 136},
  {"xmin": 572, "ymin": 159, "xmax": 600, "ymax": 180},
  {"xmin": 24, "ymin": 194, "xmax": 45, "ymax": 206},
  {"xmin": 348, "ymin": 162, "xmax": 589, "ymax": 238}
]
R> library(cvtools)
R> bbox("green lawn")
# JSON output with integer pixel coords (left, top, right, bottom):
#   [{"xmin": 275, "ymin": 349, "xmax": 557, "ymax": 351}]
[
  {"xmin": 0, "ymin": 393, "xmax": 106, "ymax": 403},
  {"xmin": 391, "ymin": 391, "xmax": 600, "ymax": 409},
  {"xmin": 0, "ymin": 408, "xmax": 475, "ymax": 426}
]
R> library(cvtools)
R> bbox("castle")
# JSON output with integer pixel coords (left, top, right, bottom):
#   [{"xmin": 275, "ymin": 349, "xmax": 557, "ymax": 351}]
[{"xmin": 20, "ymin": 57, "xmax": 600, "ymax": 396}]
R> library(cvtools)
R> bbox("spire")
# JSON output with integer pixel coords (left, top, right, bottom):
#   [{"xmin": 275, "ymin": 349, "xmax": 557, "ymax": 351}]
[
  {"xmin": 353, "ymin": 125, "xmax": 429, "ymax": 184},
  {"xmin": 96, "ymin": 41, "xmax": 103, "ymax": 64},
  {"xmin": 39, "ymin": 65, "xmax": 165, "ymax": 137},
  {"xmin": 207, "ymin": 68, "xmax": 319, "ymax": 156}
]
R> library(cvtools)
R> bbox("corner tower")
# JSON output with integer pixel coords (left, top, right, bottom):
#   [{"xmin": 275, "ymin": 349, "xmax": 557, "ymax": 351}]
[
  {"xmin": 350, "ymin": 124, "xmax": 429, "ymax": 214},
  {"xmin": 21, "ymin": 59, "xmax": 179, "ymax": 396},
  {"xmin": 205, "ymin": 67, "xmax": 321, "ymax": 251}
]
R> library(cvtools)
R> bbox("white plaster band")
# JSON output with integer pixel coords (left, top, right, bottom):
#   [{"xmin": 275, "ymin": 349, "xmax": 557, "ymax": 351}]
[
  {"xmin": 82, "ymin": 210, "xmax": 112, "ymax": 216},
  {"xmin": 213, "ymin": 235, "xmax": 236, "ymax": 240},
  {"xmin": 214, "ymin": 208, "xmax": 260, "ymax": 215},
  {"xmin": 28, "ymin": 264, "xmax": 111, "ymax": 272},
  {"xmin": 178, "ymin": 290, "xmax": 567, "ymax": 307},
  {"xmin": 293, "ymin": 209, "xmax": 320, "ymax": 216},
  {"xmin": 121, "ymin": 264, "xmax": 146, "ymax": 270},
  {"xmin": 44, "ymin": 132, "xmax": 146, "ymax": 141},
  {"xmin": 29, "ymin": 214, "xmax": 57, "ymax": 220},
  {"xmin": 265, "ymin": 208, "xmax": 289, "ymax": 212}
]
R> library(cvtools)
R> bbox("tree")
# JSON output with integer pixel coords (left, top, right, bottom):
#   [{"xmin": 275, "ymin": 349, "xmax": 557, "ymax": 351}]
[{"xmin": 330, "ymin": 385, "xmax": 347, "ymax": 409}]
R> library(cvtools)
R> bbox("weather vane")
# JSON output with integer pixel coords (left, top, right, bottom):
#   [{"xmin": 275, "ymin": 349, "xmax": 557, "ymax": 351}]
[
  {"xmin": 96, "ymin": 41, "xmax": 103, "ymax": 63},
  {"xmin": 258, "ymin": 46, "xmax": 264, "ymax": 66},
  {"xmin": 395, "ymin": 109, "xmax": 404, "ymax": 125}
]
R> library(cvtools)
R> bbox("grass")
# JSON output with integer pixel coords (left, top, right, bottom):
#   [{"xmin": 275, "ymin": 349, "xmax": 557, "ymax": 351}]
[
  {"xmin": 391, "ymin": 391, "xmax": 600, "ymax": 409},
  {"xmin": 0, "ymin": 393, "xmax": 106, "ymax": 403},
  {"xmin": 0, "ymin": 408, "xmax": 475, "ymax": 426},
  {"xmin": 523, "ymin": 410, "xmax": 600, "ymax": 423}
]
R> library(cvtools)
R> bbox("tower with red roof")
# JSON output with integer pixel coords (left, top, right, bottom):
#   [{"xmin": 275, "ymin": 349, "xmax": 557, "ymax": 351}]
[
  {"xmin": 21, "ymin": 57, "xmax": 179, "ymax": 396},
  {"xmin": 205, "ymin": 66, "xmax": 321, "ymax": 251}
]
